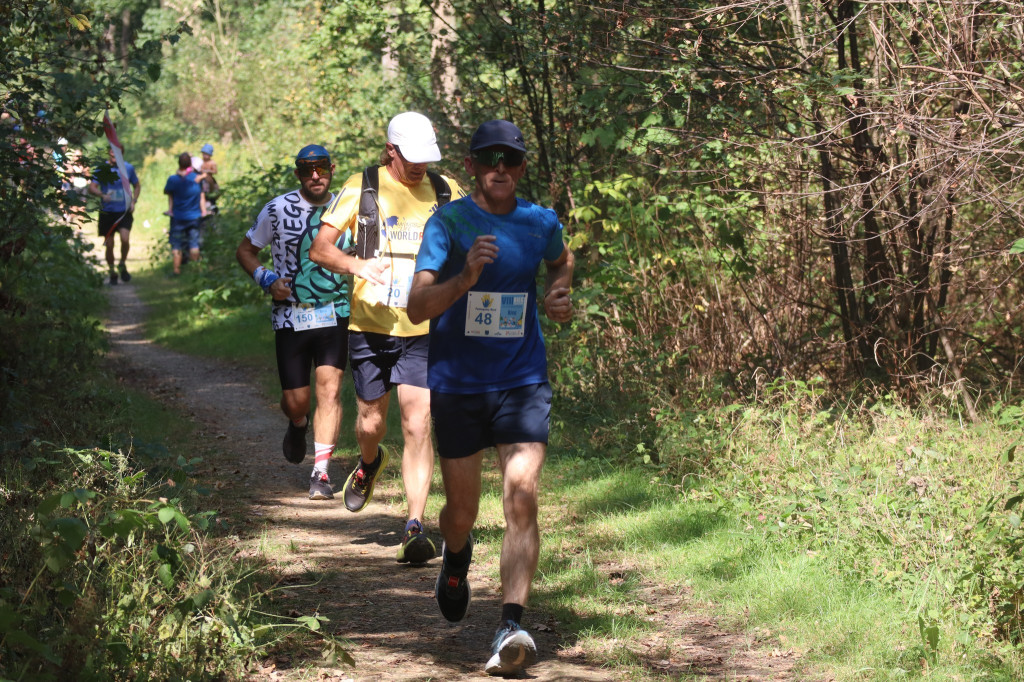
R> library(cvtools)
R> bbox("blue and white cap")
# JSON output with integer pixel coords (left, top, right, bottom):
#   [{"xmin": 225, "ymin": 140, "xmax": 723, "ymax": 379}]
[{"xmin": 296, "ymin": 144, "xmax": 331, "ymax": 165}]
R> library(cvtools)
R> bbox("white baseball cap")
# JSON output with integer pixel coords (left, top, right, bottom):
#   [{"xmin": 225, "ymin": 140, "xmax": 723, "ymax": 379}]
[{"xmin": 387, "ymin": 112, "xmax": 441, "ymax": 164}]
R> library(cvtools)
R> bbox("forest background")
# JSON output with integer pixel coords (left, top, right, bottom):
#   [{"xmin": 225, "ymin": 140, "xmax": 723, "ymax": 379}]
[{"xmin": 3, "ymin": 0, "xmax": 1024, "ymax": 680}]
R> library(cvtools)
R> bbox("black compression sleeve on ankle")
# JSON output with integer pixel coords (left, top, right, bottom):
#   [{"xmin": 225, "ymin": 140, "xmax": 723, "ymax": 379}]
[{"xmin": 501, "ymin": 603, "xmax": 524, "ymax": 625}]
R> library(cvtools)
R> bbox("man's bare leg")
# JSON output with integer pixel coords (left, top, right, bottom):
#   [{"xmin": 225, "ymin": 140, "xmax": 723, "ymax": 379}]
[
  {"xmin": 496, "ymin": 442, "xmax": 545, "ymax": 606},
  {"xmin": 396, "ymin": 383, "xmax": 433, "ymax": 523}
]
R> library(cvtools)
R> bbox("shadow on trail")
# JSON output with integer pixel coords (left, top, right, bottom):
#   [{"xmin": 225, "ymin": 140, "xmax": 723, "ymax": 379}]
[
  {"xmin": 235, "ymin": 482, "xmax": 608, "ymax": 680},
  {"xmin": 103, "ymin": 278, "xmax": 795, "ymax": 681}
]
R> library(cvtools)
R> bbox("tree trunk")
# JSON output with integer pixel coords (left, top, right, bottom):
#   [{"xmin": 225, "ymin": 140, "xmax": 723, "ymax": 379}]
[
  {"xmin": 430, "ymin": 0, "xmax": 461, "ymax": 126},
  {"xmin": 382, "ymin": 2, "xmax": 399, "ymax": 80}
]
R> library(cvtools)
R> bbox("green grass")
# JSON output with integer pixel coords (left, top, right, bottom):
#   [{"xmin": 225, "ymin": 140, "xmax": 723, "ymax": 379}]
[{"xmin": 517, "ymin": 399, "xmax": 1024, "ymax": 680}]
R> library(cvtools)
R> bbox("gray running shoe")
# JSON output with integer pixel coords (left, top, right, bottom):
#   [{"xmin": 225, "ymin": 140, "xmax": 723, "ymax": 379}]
[
  {"xmin": 435, "ymin": 534, "xmax": 472, "ymax": 622},
  {"xmin": 484, "ymin": 620, "xmax": 537, "ymax": 676},
  {"xmin": 282, "ymin": 417, "xmax": 309, "ymax": 464},
  {"xmin": 342, "ymin": 444, "xmax": 390, "ymax": 512},
  {"xmin": 308, "ymin": 472, "xmax": 333, "ymax": 500},
  {"xmin": 396, "ymin": 520, "xmax": 436, "ymax": 565}
]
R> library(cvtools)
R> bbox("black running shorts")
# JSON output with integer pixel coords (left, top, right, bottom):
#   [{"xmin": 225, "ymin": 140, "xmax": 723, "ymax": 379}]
[
  {"xmin": 98, "ymin": 210, "xmax": 133, "ymax": 237},
  {"xmin": 274, "ymin": 317, "xmax": 350, "ymax": 391}
]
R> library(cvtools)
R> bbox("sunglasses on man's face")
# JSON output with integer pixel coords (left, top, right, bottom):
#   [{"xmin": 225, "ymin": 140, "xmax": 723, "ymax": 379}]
[
  {"xmin": 472, "ymin": 149, "xmax": 525, "ymax": 168},
  {"xmin": 296, "ymin": 164, "xmax": 330, "ymax": 178}
]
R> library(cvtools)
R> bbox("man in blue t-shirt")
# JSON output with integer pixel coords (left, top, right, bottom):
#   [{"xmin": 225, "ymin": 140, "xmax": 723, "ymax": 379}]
[
  {"xmin": 164, "ymin": 151, "xmax": 207, "ymax": 275},
  {"xmin": 407, "ymin": 120, "xmax": 574, "ymax": 677},
  {"xmin": 88, "ymin": 148, "xmax": 140, "ymax": 285}
]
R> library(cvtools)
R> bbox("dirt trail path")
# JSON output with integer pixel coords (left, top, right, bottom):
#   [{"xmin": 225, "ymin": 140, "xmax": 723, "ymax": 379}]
[{"xmin": 100, "ymin": 264, "xmax": 801, "ymax": 681}]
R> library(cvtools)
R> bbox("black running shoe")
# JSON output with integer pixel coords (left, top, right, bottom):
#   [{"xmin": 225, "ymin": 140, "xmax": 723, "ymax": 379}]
[
  {"xmin": 109, "ymin": 270, "xmax": 118, "ymax": 285},
  {"xmin": 342, "ymin": 444, "xmax": 390, "ymax": 512},
  {"xmin": 308, "ymin": 472, "xmax": 333, "ymax": 500},
  {"xmin": 484, "ymin": 620, "xmax": 537, "ymax": 676},
  {"xmin": 396, "ymin": 520, "xmax": 436, "ymax": 565},
  {"xmin": 435, "ymin": 535, "xmax": 473, "ymax": 623},
  {"xmin": 282, "ymin": 417, "xmax": 309, "ymax": 464},
  {"xmin": 118, "ymin": 263, "xmax": 131, "ymax": 282}
]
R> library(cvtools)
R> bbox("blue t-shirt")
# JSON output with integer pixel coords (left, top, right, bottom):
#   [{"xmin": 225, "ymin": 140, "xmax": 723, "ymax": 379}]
[
  {"xmin": 164, "ymin": 171, "xmax": 202, "ymax": 221},
  {"xmin": 415, "ymin": 195, "xmax": 565, "ymax": 394},
  {"xmin": 91, "ymin": 162, "xmax": 139, "ymax": 213}
]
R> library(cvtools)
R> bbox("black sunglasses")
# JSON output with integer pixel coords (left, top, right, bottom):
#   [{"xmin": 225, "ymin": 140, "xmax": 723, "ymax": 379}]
[
  {"xmin": 296, "ymin": 164, "xmax": 330, "ymax": 178},
  {"xmin": 472, "ymin": 148, "xmax": 525, "ymax": 168}
]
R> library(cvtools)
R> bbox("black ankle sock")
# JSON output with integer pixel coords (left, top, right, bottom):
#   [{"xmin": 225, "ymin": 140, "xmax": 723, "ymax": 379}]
[
  {"xmin": 501, "ymin": 603, "xmax": 524, "ymax": 625},
  {"xmin": 444, "ymin": 540, "xmax": 472, "ymax": 569},
  {"xmin": 363, "ymin": 447, "xmax": 383, "ymax": 472}
]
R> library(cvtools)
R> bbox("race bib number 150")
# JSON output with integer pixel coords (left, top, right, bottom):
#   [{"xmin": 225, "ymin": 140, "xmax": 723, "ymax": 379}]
[{"xmin": 293, "ymin": 302, "xmax": 337, "ymax": 331}]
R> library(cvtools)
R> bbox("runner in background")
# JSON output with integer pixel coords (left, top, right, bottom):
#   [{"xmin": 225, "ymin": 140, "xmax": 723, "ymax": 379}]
[
  {"xmin": 164, "ymin": 152, "xmax": 206, "ymax": 275},
  {"xmin": 89, "ymin": 149, "xmax": 140, "ymax": 284},
  {"xmin": 199, "ymin": 143, "xmax": 220, "ymax": 209}
]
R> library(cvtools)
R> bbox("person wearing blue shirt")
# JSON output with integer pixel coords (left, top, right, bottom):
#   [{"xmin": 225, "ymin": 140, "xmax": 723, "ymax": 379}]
[
  {"xmin": 164, "ymin": 152, "xmax": 207, "ymax": 275},
  {"xmin": 407, "ymin": 120, "xmax": 574, "ymax": 677},
  {"xmin": 88, "ymin": 148, "xmax": 140, "ymax": 284}
]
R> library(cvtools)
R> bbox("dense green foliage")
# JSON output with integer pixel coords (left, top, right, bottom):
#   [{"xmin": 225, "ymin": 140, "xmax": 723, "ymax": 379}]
[
  {"xmin": 5, "ymin": 0, "xmax": 1024, "ymax": 678},
  {"xmin": 0, "ymin": 3, "xmax": 339, "ymax": 679},
  {"xmin": 0, "ymin": 226, "xmax": 272, "ymax": 678}
]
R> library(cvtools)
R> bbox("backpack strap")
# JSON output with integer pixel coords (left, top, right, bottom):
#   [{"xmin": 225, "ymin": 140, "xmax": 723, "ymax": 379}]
[
  {"xmin": 351, "ymin": 166, "xmax": 449, "ymax": 258},
  {"xmin": 427, "ymin": 170, "xmax": 451, "ymax": 208},
  {"xmin": 352, "ymin": 166, "xmax": 380, "ymax": 259}
]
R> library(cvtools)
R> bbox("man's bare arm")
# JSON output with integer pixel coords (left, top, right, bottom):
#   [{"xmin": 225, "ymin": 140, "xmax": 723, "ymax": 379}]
[
  {"xmin": 236, "ymin": 237, "xmax": 291, "ymax": 301},
  {"xmin": 309, "ymin": 223, "xmax": 389, "ymax": 285},
  {"xmin": 407, "ymin": 234, "xmax": 498, "ymax": 324},
  {"xmin": 542, "ymin": 245, "xmax": 574, "ymax": 323}
]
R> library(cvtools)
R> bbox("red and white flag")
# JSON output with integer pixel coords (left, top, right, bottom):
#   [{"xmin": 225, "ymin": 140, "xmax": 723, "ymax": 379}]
[{"xmin": 102, "ymin": 110, "xmax": 133, "ymax": 233}]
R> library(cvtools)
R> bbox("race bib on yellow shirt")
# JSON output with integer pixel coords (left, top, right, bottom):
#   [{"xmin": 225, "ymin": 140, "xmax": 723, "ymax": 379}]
[{"xmin": 367, "ymin": 258, "xmax": 414, "ymax": 308}]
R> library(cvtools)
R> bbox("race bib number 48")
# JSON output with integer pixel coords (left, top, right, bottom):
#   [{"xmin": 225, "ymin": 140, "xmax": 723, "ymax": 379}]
[{"xmin": 465, "ymin": 291, "xmax": 526, "ymax": 337}]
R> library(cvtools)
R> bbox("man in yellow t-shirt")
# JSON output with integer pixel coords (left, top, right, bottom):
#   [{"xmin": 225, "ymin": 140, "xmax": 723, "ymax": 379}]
[{"xmin": 311, "ymin": 112, "xmax": 465, "ymax": 565}]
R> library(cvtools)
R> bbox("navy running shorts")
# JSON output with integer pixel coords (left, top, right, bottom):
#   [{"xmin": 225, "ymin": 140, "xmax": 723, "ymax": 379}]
[
  {"xmin": 169, "ymin": 218, "xmax": 201, "ymax": 251},
  {"xmin": 348, "ymin": 331, "xmax": 428, "ymax": 401},
  {"xmin": 98, "ymin": 210, "xmax": 133, "ymax": 237},
  {"xmin": 275, "ymin": 316, "xmax": 350, "ymax": 391},
  {"xmin": 431, "ymin": 382, "xmax": 552, "ymax": 459}
]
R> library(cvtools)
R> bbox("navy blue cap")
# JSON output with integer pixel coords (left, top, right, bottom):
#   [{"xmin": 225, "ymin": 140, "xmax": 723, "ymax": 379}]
[
  {"xmin": 469, "ymin": 120, "xmax": 527, "ymax": 152},
  {"xmin": 296, "ymin": 144, "xmax": 331, "ymax": 164}
]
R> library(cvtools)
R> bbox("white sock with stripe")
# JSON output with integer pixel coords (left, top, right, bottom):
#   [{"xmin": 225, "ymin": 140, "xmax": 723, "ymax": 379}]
[{"xmin": 313, "ymin": 442, "xmax": 333, "ymax": 476}]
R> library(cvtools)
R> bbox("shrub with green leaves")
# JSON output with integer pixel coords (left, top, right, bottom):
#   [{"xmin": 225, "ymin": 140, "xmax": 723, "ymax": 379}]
[{"xmin": 1, "ymin": 446, "xmax": 259, "ymax": 681}]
